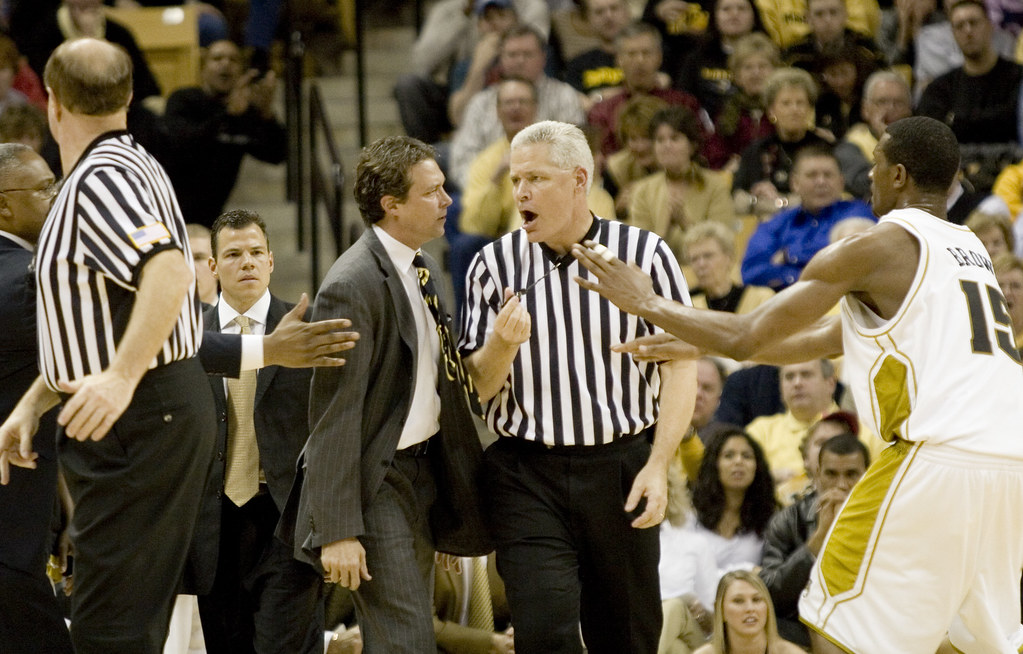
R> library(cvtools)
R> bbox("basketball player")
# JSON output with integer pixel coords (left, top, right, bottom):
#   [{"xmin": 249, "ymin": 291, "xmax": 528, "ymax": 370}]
[{"xmin": 570, "ymin": 116, "xmax": 1023, "ymax": 654}]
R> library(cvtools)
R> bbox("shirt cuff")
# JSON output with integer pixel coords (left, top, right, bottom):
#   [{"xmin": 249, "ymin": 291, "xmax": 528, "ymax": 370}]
[{"xmin": 240, "ymin": 333, "xmax": 264, "ymax": 371}]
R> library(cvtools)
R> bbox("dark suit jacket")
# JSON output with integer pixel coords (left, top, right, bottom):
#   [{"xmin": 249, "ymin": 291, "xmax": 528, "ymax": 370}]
[
  {"xmin": 185, "ymin": 295, "xmax": 312, "ymax": 594},
  {"xmin": 0, "ymin": 235, "xmax": 60, "ymax": 575},
  {"xmin": 288, "ymin": 228, "xmax": 490, "ymax": 568}
]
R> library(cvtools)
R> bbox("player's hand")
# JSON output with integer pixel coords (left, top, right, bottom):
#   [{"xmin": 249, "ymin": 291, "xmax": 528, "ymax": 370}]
[
  {"xmin": 0, "ymin": 404, "xmax": 40, "ymax": 484},
  {"xmin": 613, "ymin": 333, "xmax": 702, "ymax": 362},
  {"xmin": 264, "ymin": 293, "xmax": 360, "ymax": 368},
  {"xmin": 321, "ymin": 537, "xmax": 372, "ymax": 590},
  {"xmin": 494, "ymin": 289, "xmax": 530, "ymax": 346},
  {"xmin": 625, "ymin": 460, "xmax": 668, "ymax": 529},
  {"xmin": 57, "ymin": 370, "xmax": 136, "ymax": 441},
  {"xmin": 572, "ymin": 241, "xmax": 656, "ymax": 316}
]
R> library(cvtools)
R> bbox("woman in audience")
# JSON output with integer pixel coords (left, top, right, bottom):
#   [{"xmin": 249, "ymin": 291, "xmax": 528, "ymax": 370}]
[
  {"xmin": 658, "ymin": 459, "xmax": 718, "ymax": 654},
  {"xmin": 684, "ymin": 222, "xmax": 774, "ymax": 313},
  {"xmin": 966, "ymin": 210, "xmax": 1015, "ymax": 260},
  {"xmin": 693, "ymin": 571, "xmax": 805, "ymax": 654},
  {"xmin": 995, "ymin": 254, "xmax": 1023, "ymax": 354},
  {"xmin": 675, "ymin": 0, "xmax": 764, "ymax": 119},
  {"xmin": 605, "ymin": 95, "xmax": 669, "ymax": 218},
  {"xmin": 689, "ymin": 428, "xmax": 775, "ymax": 574},
  {"xmin": 732, "ymin": 67, "xmax": 832, "ymax": 216},
  {"xmin": 630, "ymin": 106, "xmax": 735, "ymax": 262},
  {"xmin": 703, "ymin": 33, "xmax": 779, "ymax": 171}
]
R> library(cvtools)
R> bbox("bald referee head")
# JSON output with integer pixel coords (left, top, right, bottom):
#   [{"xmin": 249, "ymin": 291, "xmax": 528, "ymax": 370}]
[{"xmin": 43, "ymin": 38, "xmax": 133, "ymax": 172}]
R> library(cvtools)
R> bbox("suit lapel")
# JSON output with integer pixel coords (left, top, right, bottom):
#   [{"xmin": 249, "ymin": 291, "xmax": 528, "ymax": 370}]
[{"xmin": 366, "ymin": 229, "xmax": 419, "ymax": 361}]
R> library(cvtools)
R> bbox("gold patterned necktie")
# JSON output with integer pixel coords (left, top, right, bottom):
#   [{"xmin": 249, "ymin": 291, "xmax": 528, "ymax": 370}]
[
  {"xmin": 413, "ymin": 253, "xmax": 481, "ymax": 415},
  {"xmin": 224, "ymin": 314, "xmax": 260, "ymax": 506},
  {"xmin": 466, "ymin": 556, "xmax": 495, "ymax": 631}
]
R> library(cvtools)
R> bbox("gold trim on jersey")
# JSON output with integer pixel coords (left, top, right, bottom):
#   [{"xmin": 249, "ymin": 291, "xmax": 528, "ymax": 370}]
[
  {"xmin": 869, "ymin": 348, "xmax": 915, "ymax": 443},
  {"xmin": 799, "ymin": 620, "xmax": 856, "ymax": 653},
  {"xmin": 820, "ymin": 440, "xmax": 916, "ymax": 599}
]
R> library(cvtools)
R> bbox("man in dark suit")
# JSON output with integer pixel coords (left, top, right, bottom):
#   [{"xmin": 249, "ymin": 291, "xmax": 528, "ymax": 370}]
[
  {"xmin": 294, "ymin": 135, "xmax": 489, "ymax": 653},
  {"xmin": 192, "ymin": 209, "xmax": 323, "ymax": 653},
  {"xmin": 0, "ymin": 144, "xmax": 73, "ymax": 654}
]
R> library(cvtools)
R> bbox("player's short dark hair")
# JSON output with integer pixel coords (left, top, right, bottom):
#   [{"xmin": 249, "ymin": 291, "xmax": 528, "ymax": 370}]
[
  {"xmin": 881, "ymin": 117, "xmax": 960, "ymax": 193},
  {"xmin": 354, "ymin": 136, "xmax": 436, "ymax": 226},
  {"xmin": 211, "ymin": 209, "xmax": 269, "ymax": 257}
]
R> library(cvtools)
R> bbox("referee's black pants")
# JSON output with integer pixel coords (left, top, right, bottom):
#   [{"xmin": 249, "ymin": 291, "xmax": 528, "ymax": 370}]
[
  {"xmin": 484, "ymin": 433, "xmax": 662, "ymax": 654},
  {"xmin": 58, "ymin": 358, "xmax": 216, "ymax": 654}
]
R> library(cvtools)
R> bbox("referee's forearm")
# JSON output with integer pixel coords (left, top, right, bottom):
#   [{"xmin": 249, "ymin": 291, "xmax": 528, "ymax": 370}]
[
  {"xmin": 648, "ymin": 358, "xmax": 697, "ymax": 466},
  {"xmin": 108, "ymin": 249, "xmax": 192, "ymax": 384},
  {"xmin": 464, "ymin": 341, "xmax": 519, "ymax": 403}
]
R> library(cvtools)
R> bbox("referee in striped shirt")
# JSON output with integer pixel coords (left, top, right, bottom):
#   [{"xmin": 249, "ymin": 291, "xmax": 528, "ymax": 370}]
[
  {"xmin": 18, "ymin": 39, "xmax": 215, "ymax": 654},
  {"xmin": 458, "ymin": 121, "xmax": 697, "ymax": 654}
]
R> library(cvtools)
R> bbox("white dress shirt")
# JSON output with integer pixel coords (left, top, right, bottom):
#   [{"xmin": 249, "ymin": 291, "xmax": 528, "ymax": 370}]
[{"xmin": 373, "ymin": 226, "xmax": 441, "ymax": 448}]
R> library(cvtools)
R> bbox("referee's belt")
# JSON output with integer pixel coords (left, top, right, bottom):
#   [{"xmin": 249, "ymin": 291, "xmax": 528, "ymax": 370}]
[{"xmin": 505, "ymin": 428, "xmax": 653, "ymax": 454}]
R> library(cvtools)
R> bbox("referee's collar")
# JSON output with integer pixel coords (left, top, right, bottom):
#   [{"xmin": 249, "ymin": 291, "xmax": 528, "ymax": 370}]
[
  {"xmin": 538, "ymin": 214, "xmax": 600, "ymax": 264},
  {"xmin": 67, "ymin": 129, "xmax": 132, "ymax": 176}
]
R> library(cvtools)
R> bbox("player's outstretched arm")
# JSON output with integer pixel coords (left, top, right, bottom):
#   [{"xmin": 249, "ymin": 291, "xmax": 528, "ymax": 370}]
[{"xmin": 572, "ymin": 229, "xmax": 888, "ymax": 362}]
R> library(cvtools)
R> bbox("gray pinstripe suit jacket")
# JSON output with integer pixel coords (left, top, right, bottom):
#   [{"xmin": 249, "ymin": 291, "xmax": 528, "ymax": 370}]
[{"xmin": 286, "ymin": 228, "xmax": 491, "ymax": 570}]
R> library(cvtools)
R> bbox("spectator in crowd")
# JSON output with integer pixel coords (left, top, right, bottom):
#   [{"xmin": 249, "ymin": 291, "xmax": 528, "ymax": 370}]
[
  {"xmin": 658, "ymin": 459, "xmax": 717, "ymax": 654},
  {"xmin": 753, "ymin": 0, "xmax": 880, "ymax": 49},
  {"xmin": 629, "ymin": 106, "xmax": 734, "ymax": 261},
  {"xmin": 704, "ymin": 32, "xmax": 779, "ymax": 171},
  {"xmin": 18, "ymin": 0, "xmax": 161, "ymax": 109},
  {"xmin": 448, "ymin": 0, "xmax": 524, "ymax": 128},
  {"xmin": 433, "ymin": 553, "xmax": 513, "ymax": 654},
  {"xmin": 674, "ymin": 0, "xmax": 763, "ymax": 120},
  {"xmin": 693, "ymin": 570, "xmax": 805, "ymax": 654},
  {"xmin": 643, "ymin": 0, "xmax": 715, "ymax": 68},
  {"xmin": 588, "ymin": 21, "xmax": 704, "ymax": 156},
  {"xmin": 745, "ymin": 359, "xmax": 840, "ymax": 483},
  {"xmin": 692, "ymin": 357, "xmax": 727, "ymax": 436},
  {"xmin": 994, "ymin": 254, "xmax": 1023, "ymax": 353},
  {"xmin": 741, "ymin": 145, "xmax": 874, "ymax": 290},
  {"xmin": 783, "ymin": 0, "xmax": 884, "ymax": 81},
  {"xmin": 393, "ymin": 0, "xmax": 548, "ymax": 144},
  {"xmin": 834, "ymin": 69, "xmax": 912, "ymax": 200},
  {"xmin": 0, "ymin": 37, "xmax": 28, "ymax": 116},
  {"xmin": 689, "ymin": 428, "xmax": 776, "ymax": 575},
  {"xmin": 760, "ymin": 433, "xmax": 869, "ymax": 648},
  {"xmin": 163, "ymin": 40, "xmax": 287, "ymax": 228},
  {"xmin": 0, "ymin": 104, "xmax": 48, "ymax": 154},
  {"xmin": 992, "ymin": 158, "xmax": 1023, "ymax": 226},
  {"xmin": 774, "ymin": 410, "xmax": 860, "ymax": 503},
  {"xmin": 186, "ymin": 223, "xmax": 218, "ymax": 305},
  {"xmin": 889, "ymin": 0, "xmax": 1016, "ymax": 99},
  {"xmin": 460, "ymin": 78, "xmax": 541, "ymax": 240},
  {"xmin": 450, "ymin": 25, "xmax": 585, "ymax": 188},
  {"xmin": 732, "ymin": 67, "xmax": 832, "ymax": 217},
  {"xmin": 564, "ymin": 0, "xmax": 633, "ymax": 105},
  {"xmin": 966, "ymin": 209, "xmax": 1015, "ymax": 259},
  {"xmin": 604, "ymin": 94, "xmax": 667, "ymax": 215},
  {"xmin": 685, "ymin": 222, "xmax": 775, "ymax": 314},
  {"xmin": 916, "ymin": 0, "xmax": 1022, "ymax": 146},
  {"xmin": 804, "ymin": 43, "xmax": 881, "ymax": 140}
]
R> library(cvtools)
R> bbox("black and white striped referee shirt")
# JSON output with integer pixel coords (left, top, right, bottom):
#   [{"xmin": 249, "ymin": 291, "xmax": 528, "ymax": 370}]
[
  {"xmin": 458, "ymin": 217, "xmax": 691, "ymax": 446},
  {"xmin": 35, "ymin": 131, "xmax": 201, "ymax": 391}
]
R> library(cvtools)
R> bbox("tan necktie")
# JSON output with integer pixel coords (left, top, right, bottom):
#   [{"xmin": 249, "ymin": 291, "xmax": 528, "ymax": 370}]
[
  {"xmin": 224, "ymin": 315, "xmax": 259, "ymax": 506},
  {"xmin": 467, "ymin": 556, "xmax": 495, "ymax": 631}
]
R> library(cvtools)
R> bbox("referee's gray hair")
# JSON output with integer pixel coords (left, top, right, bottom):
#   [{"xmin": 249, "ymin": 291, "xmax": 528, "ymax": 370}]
[
  {"xmin": 511, "ymin": 121, "xmax": 594, "ymax": 192},
  {"xmin": 0, "ymin": 143, "xmax": 34, "ymax": 186}
]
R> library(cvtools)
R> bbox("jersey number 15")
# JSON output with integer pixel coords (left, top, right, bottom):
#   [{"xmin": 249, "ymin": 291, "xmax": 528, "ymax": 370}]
[{"xmin": 961, "ymin": 280, "xmax": 1022, "ymax": 363}]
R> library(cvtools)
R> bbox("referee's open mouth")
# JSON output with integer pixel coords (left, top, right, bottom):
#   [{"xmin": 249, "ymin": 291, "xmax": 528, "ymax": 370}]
[{"xmin": 521, "ymin": 210, "xmax": 537, "ymax": 225}]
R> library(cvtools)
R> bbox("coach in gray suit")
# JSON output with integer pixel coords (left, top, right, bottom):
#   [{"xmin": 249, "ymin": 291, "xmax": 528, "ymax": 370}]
[{"xmin": 293, "ymin": 136, "xmax": 489, "ymax": 653}]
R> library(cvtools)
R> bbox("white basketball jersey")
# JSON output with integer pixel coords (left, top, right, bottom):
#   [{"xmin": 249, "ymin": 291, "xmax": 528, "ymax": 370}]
[{"xmin": 840, "ymin": 208, "xmax": 1023, "ymax": 459}]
